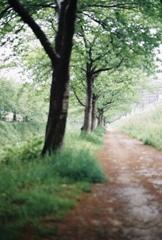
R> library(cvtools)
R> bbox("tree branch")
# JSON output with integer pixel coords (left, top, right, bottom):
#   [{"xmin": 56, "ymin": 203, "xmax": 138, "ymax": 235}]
[
  {"xmin": 71, "ymin": 86, "xmax": 85, "ymax": 107},
  {"xmin": 80, "ymin": 25, "xmax": 91, "ymax": 52},
  {"xmin": 93, "ymin": 66, "xmax": 113, "ymax": 75},
  {"xmin": 61, "ymin": 0, "xmax": 77, "ymax": 61},
  {"xmin": 55, "ymin": 0, "xmax": 77, "ymax": 59},
  {"xmin": 82, "ymin": 12, "xmax": 107, "ymax": 29},
  {"xmin": 0, "ymin": 6, "xmax": 11, "ymax": 19},
  {"xmin": 8, "ymin": 0, "xmax": 59, "ymax": 66},
  {"xmin": 93, "ymin": 57, "xmax": 125, "ymax": 76},
  {"xmin": 54, "ymin": 0, "xmax": 61, "ymax": 15},
  {"xmin": 86, "ymin": 3, "xmax": 139, "ymax": 10},
  {"xmin": 27, "ymin": 3, "xmax": 56, "ymax": 10}
]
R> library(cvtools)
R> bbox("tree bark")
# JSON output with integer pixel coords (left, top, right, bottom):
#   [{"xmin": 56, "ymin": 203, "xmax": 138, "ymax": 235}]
[
  {"xmin": 41, "ymin": 64, "xmax": 69, "ymax": 154},
  {"xmin": 98, "ymin": 109, "xmax": 104, "ymax": 126},
  {"xmin": 42, "ymin": 0, "xmax": 77, "ymax": 155},
  {"xmin": 13, "ymin": 111, "xmax": 17, "ymax": 121},
  {"xmin": 103, "ymin": 117, "xmax": 106, "ymax": 126},
  {"xmin": 81, "ymin": 72, "xmax": 93, "ymax": 133},
  {"xmin": 91, "ymin": 94, "xmax": 97, "ymax": 131}
]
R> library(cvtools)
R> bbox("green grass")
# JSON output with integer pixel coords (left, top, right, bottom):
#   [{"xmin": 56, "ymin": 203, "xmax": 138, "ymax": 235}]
[
  {"xmin": 0, "ymin": 124, "xmax": 106, "ymax": 240},
  {"xmin": 0, "ymin": 121, "xmax": 45, "ymax": 147},
  {"xmin": 115, "ymin": 104, "xmax": 162, "ymax": 151},
  {"xmin": 52, "ymin": 149, "xmax": 106, "ymax": 183}
]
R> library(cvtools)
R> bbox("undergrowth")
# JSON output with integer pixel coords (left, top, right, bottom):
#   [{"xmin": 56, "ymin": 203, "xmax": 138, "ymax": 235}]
[
  {"xmin": 115, "ymin": 104, "xmax": 162, "ymax": 151},
  {"xmin": 0, "ymin": 121, "xmax": 45, "ymax": 147},
  {"xmin": 0, "ymin": 124, "xmax": 106, "ymax": 240}
]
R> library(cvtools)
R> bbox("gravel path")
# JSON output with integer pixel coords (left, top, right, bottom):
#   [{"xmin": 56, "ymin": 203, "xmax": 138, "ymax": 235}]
[{"xmin": 53, "ymin": 128, "xmax": 162, "ymax": 240}]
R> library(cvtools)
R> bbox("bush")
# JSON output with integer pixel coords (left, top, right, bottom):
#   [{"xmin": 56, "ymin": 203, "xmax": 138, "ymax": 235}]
[
  {"xmin": 80, "ymin": 126, "xmax": 106, "ymax": 145},
  {"xmin": 0, "ymin": 121, "xmax": 45, "ymax": 147},
  {"xmin": 1, "ymin": 137, "xmax": 43, "ymax": 164},
  {"xmin": 51, "ymin": 149, "xmax": 106, "ymax": 183},
  {"xmin": 93, "ymin": 126, "xmax": 106, "ymax": 136}
]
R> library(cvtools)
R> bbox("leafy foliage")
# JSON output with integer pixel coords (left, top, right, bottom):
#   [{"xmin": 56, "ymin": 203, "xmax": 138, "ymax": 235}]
[
  {"xmin": 0, "ymin": 76, "xmax": 49, "ymax": 123},
  {"xmin": 0, "ymin": 121, "xmax": 45, "ymax": 149},
  {"xmin": 0, "ymin": 78, "xmax": 16, "ymax": 114}
]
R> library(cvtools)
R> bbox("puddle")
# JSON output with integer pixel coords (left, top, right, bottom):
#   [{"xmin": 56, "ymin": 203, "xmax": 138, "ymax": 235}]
[
  {"xmin": 139, "ymin": 168, "xmax": 162, "ymax": 177},
  {"xmin": 121, "ymin": 139, "xmax": 135, "ymax": 145},
  {"xmin": 120, "ymin": 139, "xmax": 141, "ymax": 149},
  {"xmin": 149, "ymin": 179, "xmax": 162, "ymax": 186},
  {"xmin": 117, "ymin": 173, "xmax": 137, "ymax": 184},
  {"xmin": 121, "ymin": 137, "xmax": 142, "ymax": 144},
  {"xmin": 117, "ymin": 185, "xmax": 159, "ymax": 223}
]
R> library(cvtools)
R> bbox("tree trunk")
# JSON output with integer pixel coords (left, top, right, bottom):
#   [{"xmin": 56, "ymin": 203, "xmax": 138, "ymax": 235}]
[
  {"xmin": 103, "ymin": 117, "xmax": 106, "ymax": 126},
  {"xmin": 13, "ymin": 112, "xmax": 17, "ymax": 121},
  {"xmin": 82, "ymin": 73, "xmax": 93, "ymax": 133},
  {"xmin": 41, "ymin": 0, "xmax": 77, "ymax": 155},
  {"xmin": 98, "ymin": 109, "xmax": 104, "ymax": 127},
  {"xmin": 91, "ymin": 94, "xmax": 97, "ymax": 131},
  {"xmin": 41, "ymin": 65, "xmax": 69, "ymax": 154}
]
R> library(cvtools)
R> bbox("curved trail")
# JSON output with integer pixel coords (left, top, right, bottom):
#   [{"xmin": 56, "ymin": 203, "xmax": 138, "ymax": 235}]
[{"xmin": 53, "ymin": 128, "xmax": 162, "ymax": 240}]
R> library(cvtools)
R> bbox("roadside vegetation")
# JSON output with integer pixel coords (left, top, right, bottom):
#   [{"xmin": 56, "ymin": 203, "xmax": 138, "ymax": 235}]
[
  {"xmin": 0, "ymin": 121, "xmax": 45, "ymax": 148},
  {"xmin": 115, "ymin": 104, "xmax": 162, "ymax": 151},
  {"xmin": 0, "ymin": 123, "xmax": 106, "ymax": 240}
]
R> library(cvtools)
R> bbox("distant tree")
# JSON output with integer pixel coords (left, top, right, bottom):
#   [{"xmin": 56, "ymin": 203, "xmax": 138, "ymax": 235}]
[
  {"xmin": 71, "ymin": 1, "xmax": 162, "ymax": 133},
  {"xmin": 0, "ymin": 78, "xmax": 15, "ymax": 120},
  {"xmin": 0, "ymin": 77, "xmax": 48, "ymax": 122}
]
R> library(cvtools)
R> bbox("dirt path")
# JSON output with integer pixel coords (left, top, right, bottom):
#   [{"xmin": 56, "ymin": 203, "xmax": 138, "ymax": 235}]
[{"xmin": 53, "ymin": 128, "xmax": 162, "ymax": 240}]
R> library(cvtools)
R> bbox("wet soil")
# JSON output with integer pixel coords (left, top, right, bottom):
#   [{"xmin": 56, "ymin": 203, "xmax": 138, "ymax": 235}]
[{"xmin": 53, "ymin": 128, "xmax": 162, "ymax": 240}]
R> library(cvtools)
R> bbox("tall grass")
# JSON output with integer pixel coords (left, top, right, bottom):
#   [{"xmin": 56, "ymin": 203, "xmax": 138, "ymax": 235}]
[
  {"xmin": 115, "ymin": 105, "xmax": 162, "ymax": 151},
  {"xmin": 0, "ymin": 121, "xmax": 45, "ymax": 146},
  {"xmin": 0, "ymin": 125, "xmax": 106, "ymax": 240}
]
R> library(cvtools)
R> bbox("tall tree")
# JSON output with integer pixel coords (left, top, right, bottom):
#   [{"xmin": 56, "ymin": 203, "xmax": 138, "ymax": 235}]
[
  {"xmin": 6, "ymin": 0, "xmax": 77, "ymax": 155},
  {"xmin": 73, "ymin": 24, "xmax": 125, "ymax": 133},
  {"xmin": 71, "ymin": 1, "xmax": 161, "ymax": 133}
]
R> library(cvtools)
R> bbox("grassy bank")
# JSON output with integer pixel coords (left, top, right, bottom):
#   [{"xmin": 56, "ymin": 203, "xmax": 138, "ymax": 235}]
[
  {"xmin": 0, "ymin": 121, "xmax": 45, "ymax": 147},
  {"xmin": 115, "ymin": 105, "xmax": 162, "ymax": 151},
  {"xmin": 0, "ymin": 125, "xmax": 106, "ymax": 240}
]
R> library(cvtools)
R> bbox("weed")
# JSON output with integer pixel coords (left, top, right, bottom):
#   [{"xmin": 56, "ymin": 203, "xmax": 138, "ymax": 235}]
[
  {"xmin": 0, "ymin": 121, "xmax": 45, "ymax": 148},
  {"xmin": 51, "ymin": 148, "xmax": 106, "ymax": 183}
]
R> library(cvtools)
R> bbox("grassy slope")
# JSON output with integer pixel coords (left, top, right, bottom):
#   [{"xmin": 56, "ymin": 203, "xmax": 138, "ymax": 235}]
[
  {"xmin": 0, "ymin": 121, "xmax": 45, "ymax": 146},
  {"xmin": 0, "ymin": 122, "xmax": 106, "ymax": 240},
  {"xmin": 115, "ymin": 104, "xmax": 162, "ymax": 151}
]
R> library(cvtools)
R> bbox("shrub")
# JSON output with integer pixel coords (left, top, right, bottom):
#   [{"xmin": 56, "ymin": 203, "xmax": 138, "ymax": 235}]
[
  {"xmin": 93, "ymin": 126, "xmax": 106, "ymax": 137},
  {"xmin": 51, "ymin": 148, "xmax": 107, "ymax": 183},
  {"xmin": 1, "ymin": 137, "xmax": 43, "ymax": 164}
]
